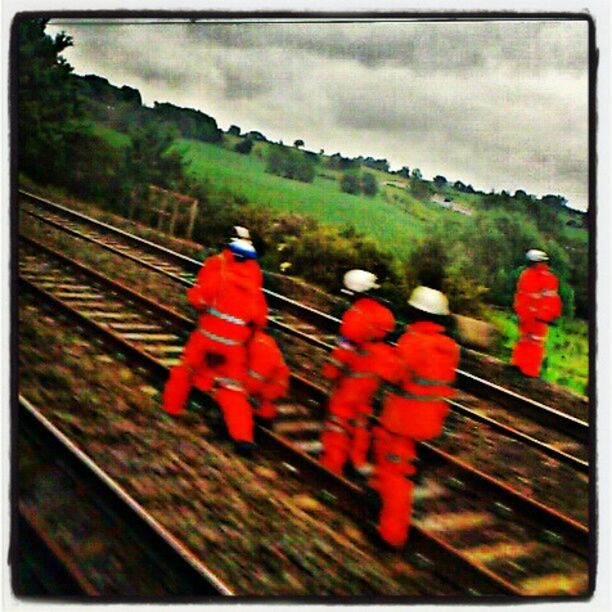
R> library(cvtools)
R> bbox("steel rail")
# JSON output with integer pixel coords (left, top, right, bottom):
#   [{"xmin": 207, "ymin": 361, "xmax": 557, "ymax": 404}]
[
  {"xmin": 16, "ymin": 505, "xmax": 100, "ymax": 596},
  {"xmin": 18, "ymin": 275, "xmax": 522, "ymax": 596}
]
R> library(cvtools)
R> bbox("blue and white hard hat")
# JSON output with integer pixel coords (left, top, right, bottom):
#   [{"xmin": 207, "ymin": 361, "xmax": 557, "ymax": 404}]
[{"xmin": 229, "ymin": 238, "xmax": 257, "ymax": 260}]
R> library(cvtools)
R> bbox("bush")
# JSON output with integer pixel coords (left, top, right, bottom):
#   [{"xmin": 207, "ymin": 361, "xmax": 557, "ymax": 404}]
[
  {"xmin": 340, "ymin": 172, "xmax": 360, "ymax": 195},
  {"xmin": 266, "ymin": 145, "xmax": 315, "ymax": 183},
  {"xmin": 234, "ymin": 138, "xmax": 253, "ymax": 155},
  {"xmin": 361, "ymin": 172, "xmax": 378, "ymax": 197},
  {"xmin": 410, "ymin": 179, "xmax": 433, "ymax": 200}
]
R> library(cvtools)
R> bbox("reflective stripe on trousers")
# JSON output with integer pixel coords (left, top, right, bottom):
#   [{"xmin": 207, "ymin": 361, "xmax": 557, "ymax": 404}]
[
  {"xmin": 199, "ymin": 328, "xmax": 242, "ymax": 346},
  {"xmin": 214, "ymin": 376, "xmax": 244, "ymax": 391},
  {"xmin": 345, "ymin": 370, "xmax": 376, "ymax": 379}
]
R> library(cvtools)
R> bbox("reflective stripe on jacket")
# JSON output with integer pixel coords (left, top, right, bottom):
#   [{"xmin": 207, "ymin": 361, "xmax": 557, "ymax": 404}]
[
  {"xmin": 187, "ymin": 249, "xmax": 268, "ymax": 345},
  {"xmin": 513, "ymin": 263, "xmax": 562, "ymax": 323}
]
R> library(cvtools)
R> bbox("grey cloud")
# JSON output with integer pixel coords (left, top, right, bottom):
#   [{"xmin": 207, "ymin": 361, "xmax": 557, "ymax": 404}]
[
  {"xmin": 46, "ymin": 19, "xmax": 588, "ymax": 209},
  {"xmin": 222, "ymin": 65, "xmax": 268, "ymax": 99},
  {"xmin": 183, "ymin": 20, "xmax": 586, "ymax": 71}
]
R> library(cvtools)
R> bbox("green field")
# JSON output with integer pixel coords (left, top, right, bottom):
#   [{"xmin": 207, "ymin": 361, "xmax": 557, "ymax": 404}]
[
  {"xmin": 172, "ymin": 139, "xmax": 468, "ymax": 259},
  {"xmin": 89, "ymin": 123, "xmax": 131, "ymax": 148}
]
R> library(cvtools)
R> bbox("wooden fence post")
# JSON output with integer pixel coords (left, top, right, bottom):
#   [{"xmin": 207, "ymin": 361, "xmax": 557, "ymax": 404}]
[{"xmin": 186, "ymin": 199, "xmax": 198, "ymax": 241}]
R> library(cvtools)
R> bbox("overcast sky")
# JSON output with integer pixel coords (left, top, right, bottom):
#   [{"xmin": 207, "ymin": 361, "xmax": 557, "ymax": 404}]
[{"xmin": 47, "ymin": 18, "xmax": 589, "ymax": 210}]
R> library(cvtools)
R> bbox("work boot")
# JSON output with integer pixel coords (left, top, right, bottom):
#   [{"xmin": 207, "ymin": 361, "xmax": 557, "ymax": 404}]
[
  {"xmin": 362, "ymin": 486, "xmax": 382, "ymax": 520},
  {"xmin": 233, "ymin": 440, "xmax": 257, "ymax": 458}
]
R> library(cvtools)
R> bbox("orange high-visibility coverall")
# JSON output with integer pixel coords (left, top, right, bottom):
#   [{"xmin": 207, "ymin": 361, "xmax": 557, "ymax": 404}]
[
  {"xmin": 163, "ymin": 248, "xmax": 267, "ymax": 443},
  {"xmin": 320, "ymin": 297, "xmax": 395, "ymax": 474},
  {"xmin": 244, "ymin": 331, "xmax": 291, "ymax": 421},
  {"xmin": 511, "ymin": 263, "xmax": 562, "ymax": 377},
  {"xmin": 371, "ymin": 321, "xmax": 460, "ymax": 548}
]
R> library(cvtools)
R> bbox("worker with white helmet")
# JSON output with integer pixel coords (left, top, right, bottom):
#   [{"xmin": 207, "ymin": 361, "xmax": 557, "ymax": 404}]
[
  {"xmin": 163, "ymin": 225, "xmax": 267, "ymax": 457},
  {"xmin": 319, "ymin": 269, "xmax": 396, "ymax": 477},
  {"xmin": 511, "ymin": 249, "xmax": 562, "ymax": 377},
  {"xmin": 367, "ymin": 285, "xmax": 460, "ymax": 549}
]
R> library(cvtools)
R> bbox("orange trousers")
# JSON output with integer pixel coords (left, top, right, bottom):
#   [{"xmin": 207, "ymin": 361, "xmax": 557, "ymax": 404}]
[
  {"xmin": 162, "ymin": 329, "xmax": 253, "ymax": 443},
  {"xmin": 511, "ymin": 319, "xmax": 548, "ymax": 377},
  {"xmin": 212, "ymin": 387, "xmax": 253, "ymax": 443},
  {"xmin": 320, "ymin": 400, "xmax": 373, "ymax": 474},
  {"xmin": 369, "ymin": 427, "xmax": 417, "ymax": 548}
]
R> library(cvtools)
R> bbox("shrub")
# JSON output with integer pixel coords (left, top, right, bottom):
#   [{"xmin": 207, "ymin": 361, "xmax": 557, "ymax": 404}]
[
  {"xmin": 266, "ymin": 145, "xmax": 315, "ymax": 183},
  {"xmin": 340, "ymin": 172, "xmax": 360, "ymax": 195},
  {"xmin": 361, "ymin": 172, "xmax": 378, "ymax": 197},
  {"xmin": 410, "ymin": 179, "xmax": 433, "ymax": 200},
  {"xmin": 234, "ymin": 138, "xmax": 253, "ymax": 155}
]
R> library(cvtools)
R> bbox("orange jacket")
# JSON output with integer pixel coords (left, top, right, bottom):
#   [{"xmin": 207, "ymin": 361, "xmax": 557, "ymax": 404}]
[
  {"xmin": 513, "ymin": 263, "xmax": 562, "ymax": 323},
  {"xmin": 322, "ymin": 297, "xmax": 396, "ymax": 401},
  {"xmin": 325, "ymin": 340, "xmax": 396, "ymax": 405},
  {"xmin": 381, "ymin": 321, "xmax": 459, "ymax": 439},
  {"xmin": 244, "ymin": 331, "xmax": 290, "ymax": 401},
  {"xmin": 340, "ymin": 297, "xmax": 396, "ymax": 345},
  {"xmin": 187, "ymin": 249, "xmax": 267, "ymax": 345}
]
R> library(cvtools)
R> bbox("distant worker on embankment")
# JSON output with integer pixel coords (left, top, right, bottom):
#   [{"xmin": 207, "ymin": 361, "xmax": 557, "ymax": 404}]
[
  {"xmin": 368, "ymin": 286, "xmax": 459, "ymax": 549},
  {"xmin": 162, "ymin": 226, "xmax": 268, "ymax": 456},
  {"xmin": 319, "ymin": 269, "xmax": 395, "ymax": 478},
  {"xmin": 511, "ymin": 249, "xmax": 562, "ymax": 377}
]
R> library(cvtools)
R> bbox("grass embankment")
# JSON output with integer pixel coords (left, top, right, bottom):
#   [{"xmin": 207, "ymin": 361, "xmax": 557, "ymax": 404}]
[{"xmin": 484, "ymin": 309, "xmax": 589, "ymax": 396}]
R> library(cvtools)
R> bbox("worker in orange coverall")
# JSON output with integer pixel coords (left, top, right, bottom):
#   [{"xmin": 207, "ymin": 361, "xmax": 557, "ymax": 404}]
[
  {"xmin": 369, "ymin": 286, "xmax": 460, "ymax": 549},
  {"xmin": 319, "ymin": 269, "xmax": 396, "ymax": 478},
  {"xmin": 244, "ymin": 330, "xmax": 291, "ymax": 424},
  {"xmin": 162, "ymin": 227, "xmax": 267, "ymax": 456},
  {"xmin": 511, "ymin": 249, "xmax": 562, "ymax": 377}
]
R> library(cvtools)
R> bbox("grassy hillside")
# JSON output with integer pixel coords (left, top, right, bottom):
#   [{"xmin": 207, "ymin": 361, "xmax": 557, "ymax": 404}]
[
  {"xmin": 171, "ymin": 138, "xmax": 469, "ymax": 259},
  {"xmin": 89, "ymin": 123, "xmax": 131, "ymax": 148}
]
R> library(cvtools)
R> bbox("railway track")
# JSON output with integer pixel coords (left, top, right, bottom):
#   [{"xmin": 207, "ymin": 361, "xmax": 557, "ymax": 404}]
[
  {"xmin": 18, "ymin": 238, "xmax": 591, "ymax": 596},
  {"xmin": 17, "ymin": 395, "xmax": 233, "ymax": 596},
  {"xmin": 19, "ymin": 193, "xmax": 589, "ymax": 474},
  {"xmin": 19, "ymin": 191, "xmax": 589, "ymax": 443}
]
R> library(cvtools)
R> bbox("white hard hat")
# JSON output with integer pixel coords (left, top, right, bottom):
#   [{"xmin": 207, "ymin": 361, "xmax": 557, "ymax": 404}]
[
  {"xmin": 526, "ymin": 249, "xmax": 549, "ymax": 262},
  {"xmin": 408, "ymin": 286, "xmax": 450, "ymax": 315},
  {"xmin": 343, "ymin": 269, "xmax": 380, "ymax": 293},
  {"xmin": 233, "ymin": 226, "xmax": 251, "ymax": 241}
]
